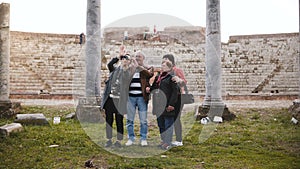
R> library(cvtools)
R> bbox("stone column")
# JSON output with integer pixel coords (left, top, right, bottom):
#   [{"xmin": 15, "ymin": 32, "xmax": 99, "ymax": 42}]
[
  {"xmin": 85, "ymin": 0, "xmax": 101, "ymax": 97},
  {"xmin": 0, "ymin": 3, "xmax": 10, "ymax": 102},
  {"xmin": 76, "ymin": 0, "xmax": 103, "ymax": 123},
  {"xmin": 196, "ymin": 0, "xmax": 235, "ymax": 121},
  {"xmin": 203, "ymin": 0, "xmax": 223, "ymax": 106},
  {"xmin": 0, "ymin": 3, "xmax": 14, "ymax": 118}
]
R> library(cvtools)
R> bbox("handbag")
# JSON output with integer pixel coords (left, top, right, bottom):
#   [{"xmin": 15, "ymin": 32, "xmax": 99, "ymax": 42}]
[
  {"xmin": 181, "ymin": 93, "xmax": 194, "ymax": 104},
  {"xmin": 181, "ymin": 84, "xmax": 194, "ymax": 104}
]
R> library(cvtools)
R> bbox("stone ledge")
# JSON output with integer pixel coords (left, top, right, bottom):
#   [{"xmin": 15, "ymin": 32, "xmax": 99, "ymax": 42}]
[
  {"xmin": 9, "ymin": 94, "xmax": 299, "ymax": 101},
  {"xmin": 10, "ymin": 94, "xmax": 74, "ymax": 100}
]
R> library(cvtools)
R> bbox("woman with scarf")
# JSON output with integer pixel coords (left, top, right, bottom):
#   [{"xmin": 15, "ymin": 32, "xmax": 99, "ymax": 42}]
[{"xmin": 151, "ymin": 60, "xmax": 180, "ymax": 150}]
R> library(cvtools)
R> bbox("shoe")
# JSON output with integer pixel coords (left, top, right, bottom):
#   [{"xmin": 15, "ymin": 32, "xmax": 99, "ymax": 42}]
[
  {"xmin": 125, "ymin": 139, "xmax": 134, "ymax": 146},
  {"xmin": 172, "ymin": 141, "xmax": 183, "ymax": 146},
  {"xmin": 105, "ymin": 140, "xmax": 112, "ymax": 147},
  {"xmin": 157, "ymin": 141, "xmax": 164, "ymax": 148},
  {"xmin": 161, "ymin": 143, "xmax": 171, "ymax": 150},
  {"xmin": 114, "ymin": 141, "xmax": 122, "ymax": 148},
  {"xmin": 140, "ymin": 140, "xmax": 148, "ymax": 146}
]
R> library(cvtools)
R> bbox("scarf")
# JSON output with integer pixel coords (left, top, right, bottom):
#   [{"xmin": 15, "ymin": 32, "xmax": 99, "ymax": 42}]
[{"xmin": 156, "ymin": 71, "xmax": 170, "ymax": 87}]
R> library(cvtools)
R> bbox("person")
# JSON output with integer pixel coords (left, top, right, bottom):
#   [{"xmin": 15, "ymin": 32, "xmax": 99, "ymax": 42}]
[
  {"xmin": 162, "ymin": 54, "xmax": 187, "ymax": 147},
  {"xmin": 79, "ymin": 33, "xmax": 85, "ymax": 45},
  {"xmin": 151, "ymin": 60, "xmax": 180, "ymax": 150},
  {"xmin": 125, "ymin": 51, "xmax": 154, "ymax": 146},
  {"xmin": 101, "ymin": 45, "xmax": 137, "ymax": 148},
  {"xmin": 123, "ymin": 31, "xmax": 128, "ymax": 40}
]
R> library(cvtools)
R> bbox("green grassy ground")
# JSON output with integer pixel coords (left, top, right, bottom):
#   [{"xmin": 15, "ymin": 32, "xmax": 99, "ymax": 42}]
[{"xmin": 0, "ymin": 106, "xmax": 299, "ymax": 169}]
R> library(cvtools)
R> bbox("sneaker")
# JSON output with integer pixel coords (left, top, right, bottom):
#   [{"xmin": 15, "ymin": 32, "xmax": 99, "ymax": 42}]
[
  {"xmin": 161, "ymin": 143, "xmax": 171, "ymax": 150},
  {"xmin": 105, "ymin": 140, "xmax": 112, "ymax": 147},
  {"xmin": 157, "ymin": 142, "xmax": 164, "ymax": 148},
  {"xmin": 125, "ymin": 139, "xmax": 134, "ymax": 146},
  {"xmin": 157, "ymin": 141, "xmax": 164, "ymax": 148},
  {"xmin": 114, "ymin": 141, "xmax": 122, "ymax": 148},
  {"xmin": 140, "ymin": 140, "xmax": 148, "ymax": 146},
  {"xmin": 172, "ymin": 141, "xmax": 183, "ymax": 146}
]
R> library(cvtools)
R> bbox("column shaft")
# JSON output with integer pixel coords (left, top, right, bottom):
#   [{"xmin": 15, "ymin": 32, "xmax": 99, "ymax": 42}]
[
  {"xmin": 85, "ymin": 0, "xmax": 101, "ymax": 97},
  {"xmin": 204, "ymin": 0, "xmax": 223, "ymax": 106},
  {"xmin": 0, "ymin": 3, "xmax": 10, "ymax": 101}
]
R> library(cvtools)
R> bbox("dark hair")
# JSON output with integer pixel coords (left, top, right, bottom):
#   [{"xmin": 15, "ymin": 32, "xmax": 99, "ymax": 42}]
[
  {"xmin": 120, "ymin": 53, "xmax": 131, "ymax": 60},
  {"xmin": 162, "ymin": 54, "xmax": 175, "ymax": 65}
]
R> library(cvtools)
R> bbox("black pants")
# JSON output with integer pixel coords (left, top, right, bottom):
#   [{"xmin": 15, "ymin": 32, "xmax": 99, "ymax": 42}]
[{"xmin": 104, "ymin": 97, "xmax": 124, "ymax": 140}]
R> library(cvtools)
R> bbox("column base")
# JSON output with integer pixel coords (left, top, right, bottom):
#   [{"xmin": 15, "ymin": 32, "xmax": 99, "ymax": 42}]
[
  {"xmin": 75, "ymin": 97, "xmax": 105, "ymax": 123},
  {"xmin": 195, "ymin": 104, "xmax": 236, "ymax": 121},
  {"xmin": 0, "ymin": 100, "xmax": 21, "ymax": 118},
  {"xmin": 289, "ymin": 99, "xmax": 300, "ymax": 122},
  {"xmin": 203, "ymin": 97, "xmax": 224, "ymax": 107}
]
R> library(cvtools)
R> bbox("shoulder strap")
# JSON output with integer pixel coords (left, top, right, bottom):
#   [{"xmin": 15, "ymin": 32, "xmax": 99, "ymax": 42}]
[{"xmin": 183, "ymin": 84, "xmax": 189, "ymax": 94}]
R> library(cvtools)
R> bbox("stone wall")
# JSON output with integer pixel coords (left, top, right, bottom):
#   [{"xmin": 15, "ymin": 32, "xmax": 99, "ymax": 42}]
[
  {"xmin": 223, "ymin": 33, "xmax": 299, "ymax": 97},
  {"xmin": 9, "ymin": 31, "xmax": 84, "ymax": 99},
  {"xmin": 8, "ymin": 28, "xmax": 299, "ymax": 99}
]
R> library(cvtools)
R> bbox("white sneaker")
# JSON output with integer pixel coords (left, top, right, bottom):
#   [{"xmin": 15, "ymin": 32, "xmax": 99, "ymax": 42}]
[
  {"xmin": 140, "ymin": 140, "xmax": 148, "ymax": 146},
  {"xmin": 172, "ymin": 141, "xmax": 183, "ymax": 146},
  {"xmin": 125, "ymin": 139, "xmax": 134, "ymax": 146}
]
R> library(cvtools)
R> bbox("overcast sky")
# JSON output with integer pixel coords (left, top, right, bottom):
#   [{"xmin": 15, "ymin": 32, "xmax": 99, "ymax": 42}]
[{"xmin": 0, "ymin": 0, "xmax": 298, "ymax": 42}]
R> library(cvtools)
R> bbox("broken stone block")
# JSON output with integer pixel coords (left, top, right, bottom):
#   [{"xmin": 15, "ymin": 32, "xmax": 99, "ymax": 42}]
[
  {"xmin": 291, "ymin": 117, "xmax": 298, "ymax": 124},
  {"xmin": 0, "ymin": 123, "xmax": 24, "ymax": 137},
  {"xmin": 15, "ymin": 113, "xmax": 49, "ymax": 125},
  {"xmin": 200, "ymin": 117, "xmax": 210, "ymax": 124},
  {"xmin": 213, "ymin": 116, "xmax": 223, "ymax": 123},
  {"xmin": 0, "ymin": 101, "xmax": 21, "ymax": 118},
  {"xmin": 65, "ymin": 112, "xmax": 76, "ymax": 119},
  {"xmin": 53, "ymin": 117, "xmax": 61, "ymax": 124},
  {"xmin": 289, "ymin": 99, "xmax": 300, "ymax": 121}
]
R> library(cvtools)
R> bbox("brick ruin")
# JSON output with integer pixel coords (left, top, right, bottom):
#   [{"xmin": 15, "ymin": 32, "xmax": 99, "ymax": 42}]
[{"xmin": 6, "ymin": 27, "xmax": 299, "ymax": 100}]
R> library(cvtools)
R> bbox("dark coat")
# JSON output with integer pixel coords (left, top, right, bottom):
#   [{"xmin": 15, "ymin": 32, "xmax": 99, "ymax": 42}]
[{"xmin": 151, "ymin": 71, "xmax": 180, "ymax": 117}]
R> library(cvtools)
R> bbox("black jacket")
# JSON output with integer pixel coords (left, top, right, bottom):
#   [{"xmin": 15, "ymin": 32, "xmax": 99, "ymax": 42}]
[{"xmin": 151, "ymin": 71, "xmax": 180, "ymax": 116}]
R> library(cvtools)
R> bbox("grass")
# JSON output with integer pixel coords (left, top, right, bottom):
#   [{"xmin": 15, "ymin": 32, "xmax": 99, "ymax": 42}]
[{"xmin": 0, "ymin": 105, "xmax": 299, "ymax": 168}]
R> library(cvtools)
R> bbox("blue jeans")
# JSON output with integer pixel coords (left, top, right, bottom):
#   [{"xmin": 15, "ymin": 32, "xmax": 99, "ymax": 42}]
[
  {"xmin": 157, "ymin": 115, "xmax": 174, "ymax": 145},
  {"xmin": 126, "ymin": 96, "xmax": 148, "ymax": 141}
]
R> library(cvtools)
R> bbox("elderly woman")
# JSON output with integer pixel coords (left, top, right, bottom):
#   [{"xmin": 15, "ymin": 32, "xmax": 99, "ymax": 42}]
[
  {"xmin": 101, "ymin": 45, "xmax": 137, "ymax": 148},
  {"xmin": 151, "ymin": 60, "xmax": 180, "ymax": 150}
]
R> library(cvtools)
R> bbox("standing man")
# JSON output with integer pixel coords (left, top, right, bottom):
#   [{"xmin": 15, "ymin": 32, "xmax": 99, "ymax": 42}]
[{"xmin": 125, "ymin": 51, "xmax": 154, "ymax": 146}]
